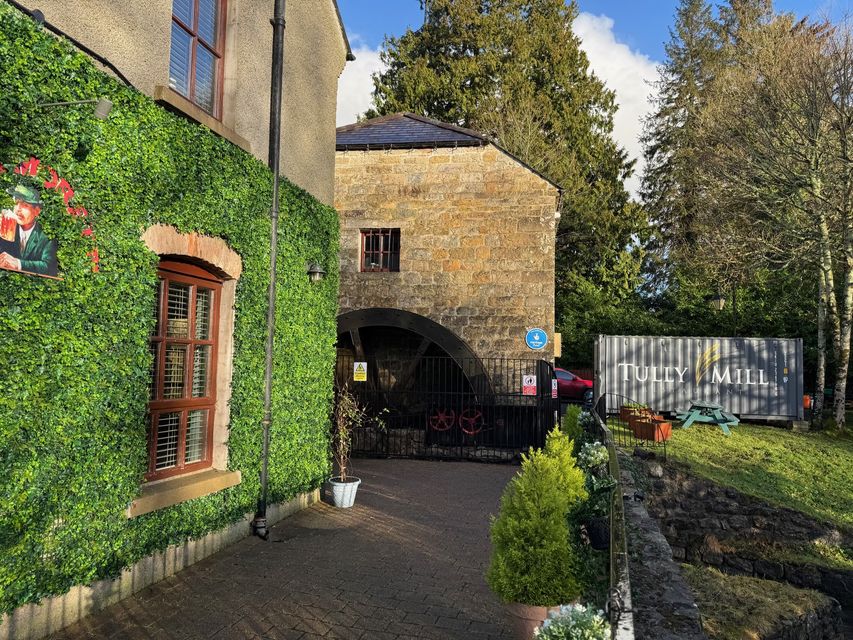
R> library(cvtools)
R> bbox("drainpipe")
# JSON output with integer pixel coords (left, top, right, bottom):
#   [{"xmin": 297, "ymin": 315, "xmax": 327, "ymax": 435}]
[{"xmin": 253, "ymin": 0, "xmax": 286, "ymax": 540}]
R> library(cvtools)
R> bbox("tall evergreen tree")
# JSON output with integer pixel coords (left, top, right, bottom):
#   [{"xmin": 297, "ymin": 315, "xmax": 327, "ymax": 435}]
[
  {"xmin": 641, "ymin": 0, "xmax": 721, "ymax": 288},
  {"xmin": 369, "ymin": 0, "xmax": 645, "ymax": 324}
]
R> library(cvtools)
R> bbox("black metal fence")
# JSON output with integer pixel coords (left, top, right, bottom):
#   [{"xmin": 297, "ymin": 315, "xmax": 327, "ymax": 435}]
[
  {"xmin": 586, "ymin": 404, "xmax": 635, "ymax": 639},
  {"xmin": 593, "ymin": 392, "xmax": 668, "ymax": 460},
  {"xmin": 336, "ymin": 354, "xmax": 560, "ymax": 462}
]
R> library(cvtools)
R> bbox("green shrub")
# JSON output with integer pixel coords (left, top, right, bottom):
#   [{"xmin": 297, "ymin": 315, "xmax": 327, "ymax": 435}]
[
  {"xmin": 561, "ymin": 405, "xmax": 583, "ymax": 445},
  {"xmin": 544, "ymin": 427, "xmax": 588, "ymax": 508},
  {"xmin": 486, "ymin": 445, "xmax": 584, "ymax": 606},
  {"xmin": 534, "ymin": 604, "xmax": 610, "ymax": 639},
  {"xmin": 577, "ymin": 442, "xmax": 609, "ymax": 472}
]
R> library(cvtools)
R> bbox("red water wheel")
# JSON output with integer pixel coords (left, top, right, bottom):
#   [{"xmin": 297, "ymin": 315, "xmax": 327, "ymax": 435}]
[
  {"xmin": 458, "ymin": 408, "xmax": 484, "ymax": 435},
  {"xmin": 429, "ymin": 408, "xmax": 456, "ymax": 431}
]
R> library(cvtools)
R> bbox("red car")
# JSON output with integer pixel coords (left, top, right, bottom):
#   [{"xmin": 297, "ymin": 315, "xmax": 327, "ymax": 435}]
[{"xmin": 555, "ymin": 368, "xmax": 593, "ymax": 404}]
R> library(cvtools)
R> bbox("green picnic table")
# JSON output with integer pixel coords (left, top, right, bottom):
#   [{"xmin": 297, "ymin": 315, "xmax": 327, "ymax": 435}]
[{"xmin": 676, "ymin": 400, "xmax": 739, "ymax": 435}]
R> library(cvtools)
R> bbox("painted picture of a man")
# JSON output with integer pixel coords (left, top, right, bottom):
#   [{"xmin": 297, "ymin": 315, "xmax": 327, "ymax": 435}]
[{"xmin": 0, "ymin": 184, "xmax": 58, "ymax": 277}]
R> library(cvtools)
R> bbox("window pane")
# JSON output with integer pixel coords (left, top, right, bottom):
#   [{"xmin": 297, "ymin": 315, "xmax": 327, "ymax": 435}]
[
  {"xmin": 149, "ymin": 343, "xmax": 159, "ymax": 400},
  {"xmin": 195, "ymin": 288, "xmax": 212, "ymax": 339},
  {"xmin": 169, "ymin": 23, "xmax": 192, "ymax": 98},
  {"xmin": 198, "ymin": 0, "xmax": 219, "ymax": 45},
  {"xmin": 192, "ymin": 346, "xmax": 210, "ymax": 397},
  {"xmin": 167, "ymin": 282, "xmax": 191, "ymax": 338},
  {"xmin": 155, "ymin": 412, "xmax": 181, "ymax": 470},
  {"xmin": 164, "ymin": 345, "xmax": 187, "ymax": 399},
  {"xmin": 185, "ymin": 410, "xmax": 208, "ymax": 463},
  {"xmin": 172, "ymin": 0, "xmax": 193, "ymax": 26},
  {"xmin": 194, "ymin": 46, "xmax": 216, "ymax": 114}
]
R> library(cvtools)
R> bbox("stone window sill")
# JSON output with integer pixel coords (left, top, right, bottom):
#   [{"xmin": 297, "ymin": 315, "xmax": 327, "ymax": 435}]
[
  {"xmin": 153, "ymin": 86, "xmax": 253, "ymax": 155},
  {"xmin": 127, "ymin": 469, "xmax": 241, "ymax": 518}
]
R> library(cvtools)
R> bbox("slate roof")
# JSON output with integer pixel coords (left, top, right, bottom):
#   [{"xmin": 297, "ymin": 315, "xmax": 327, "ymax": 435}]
[
  {"xmin": 336, "ymin": 113, "xmax": 488, "ymax": 150},
  {"xmin": 336, "ymin": 113, "xmax": 561, "ymax": 191}
]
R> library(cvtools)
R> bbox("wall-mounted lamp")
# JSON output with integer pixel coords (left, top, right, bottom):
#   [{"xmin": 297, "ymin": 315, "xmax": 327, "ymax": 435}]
[
  {"xmin": 37, "ymin": 97, "xmax": 113, "ymax": 120},
  {"xmin": 306, "ymin": 263, "xmax": 326, "ymax": 283}
]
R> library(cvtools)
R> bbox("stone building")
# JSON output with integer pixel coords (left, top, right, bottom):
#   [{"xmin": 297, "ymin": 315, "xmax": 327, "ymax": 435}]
[
  {"xmin": 335, "ymin": 113, "xmax": 560, "ymax": 372},
  {"xmin": 18, "ymin": 0, "xmax": 353, "ymax": 204}
]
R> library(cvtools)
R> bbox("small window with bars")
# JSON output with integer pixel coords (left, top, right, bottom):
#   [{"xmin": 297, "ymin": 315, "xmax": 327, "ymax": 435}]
[
  {"xmin": 360, "ymin": 229, "xmax": 400, "ymax": 272},
  {"xmin": 169, "ymin": 0, "xmax": 225, "ymax": 117},
  {"xmin": 147, "ymin": 260, "xmax": 221, "ymax": 480}
]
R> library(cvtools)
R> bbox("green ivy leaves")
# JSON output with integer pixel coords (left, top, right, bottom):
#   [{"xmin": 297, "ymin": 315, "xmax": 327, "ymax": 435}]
[{"xmin": 0, "ymin": 1, "xmax": 339, "ymax": 614}]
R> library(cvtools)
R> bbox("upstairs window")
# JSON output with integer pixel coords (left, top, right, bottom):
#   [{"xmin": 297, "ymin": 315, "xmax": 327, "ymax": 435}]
[
  {"xmin": 361, "ymin": 228, "xmax": 400, "ymax": 272},
  {"xmin": 169, "ymin": 0, "xmax": 225, "ymax": 117},
  {"xmin": 148, "ymin": 260, "xmax": 221, "ymax": 480}
]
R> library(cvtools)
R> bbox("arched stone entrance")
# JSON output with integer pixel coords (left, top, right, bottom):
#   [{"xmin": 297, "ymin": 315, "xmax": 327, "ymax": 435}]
[{"xmin": 336, "ymin": 307, "xmax": 493, "ymax": 396}]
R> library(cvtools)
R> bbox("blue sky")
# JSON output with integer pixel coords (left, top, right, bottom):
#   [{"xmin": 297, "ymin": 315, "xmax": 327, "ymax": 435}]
[
  {"xmin": 338, "ymin": 1, "xmax": 846, "ymax": 60},
  {"xmin": 335, "ymin": 1, "xmax": 851, "ymax": 196}
]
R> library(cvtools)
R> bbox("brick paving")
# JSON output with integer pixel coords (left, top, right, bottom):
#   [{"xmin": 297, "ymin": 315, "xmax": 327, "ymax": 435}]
[{"xmin": 48, "ymin": 459, "xmax": 518, "ymax": 640}]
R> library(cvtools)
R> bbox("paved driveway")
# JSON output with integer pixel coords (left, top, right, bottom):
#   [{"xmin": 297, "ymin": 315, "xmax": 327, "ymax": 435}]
[{"xmin": 49, "ymin": 459, "xmax": 518, "ymax": 640}]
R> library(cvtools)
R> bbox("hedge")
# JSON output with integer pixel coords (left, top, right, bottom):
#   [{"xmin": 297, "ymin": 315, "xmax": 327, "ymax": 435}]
[{"xmin": 0, "ymin": 1, "xmax": 339, "ymax": 613}]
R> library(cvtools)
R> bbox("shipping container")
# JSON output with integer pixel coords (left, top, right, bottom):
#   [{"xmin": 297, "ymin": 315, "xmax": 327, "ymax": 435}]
[{"xmin": 594, "ymin": 335, "xmax": 804, "ymax": 421}]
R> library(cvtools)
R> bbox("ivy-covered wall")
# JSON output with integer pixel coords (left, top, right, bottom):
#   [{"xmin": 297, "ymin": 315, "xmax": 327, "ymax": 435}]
[{"xmin": 0, "ymin": 2, "xmax": 339, "ymax": 614}]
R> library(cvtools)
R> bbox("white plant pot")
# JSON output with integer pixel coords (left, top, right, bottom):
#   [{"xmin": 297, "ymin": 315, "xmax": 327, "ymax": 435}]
[{"xmin": 329, "ymin": 476, "xmax": 361, "ymax": 508}]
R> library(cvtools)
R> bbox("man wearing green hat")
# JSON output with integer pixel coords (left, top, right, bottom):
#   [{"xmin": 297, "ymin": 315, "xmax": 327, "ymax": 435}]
[{"xmin": 0, "ymin": 183, "xmax": 58, "ymax": 277}]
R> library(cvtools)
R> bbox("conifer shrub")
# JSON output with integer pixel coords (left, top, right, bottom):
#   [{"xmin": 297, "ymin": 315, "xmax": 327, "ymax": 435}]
[
  {"xmin": 561, "ymin": 405, "xmax": 583, "ymax": 448},
  {"xmin": 544, "ymin": 427, "xmax": 588, "ymax": 508},
  {"xmin": 486, "ymin": 428, "xmax": 587, "ymax": 606}
]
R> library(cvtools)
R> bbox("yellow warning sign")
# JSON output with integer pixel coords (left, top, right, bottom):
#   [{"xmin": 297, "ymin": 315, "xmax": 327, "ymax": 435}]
[{"xmin": 354, "ymin": 362, "xmax": 367, "ymax": 382}]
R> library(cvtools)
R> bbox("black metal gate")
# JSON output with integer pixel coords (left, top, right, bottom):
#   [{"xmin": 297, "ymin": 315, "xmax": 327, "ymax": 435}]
[{"xmin": 336, "ymin": 354, "xmax": 559, "ymax": 462}]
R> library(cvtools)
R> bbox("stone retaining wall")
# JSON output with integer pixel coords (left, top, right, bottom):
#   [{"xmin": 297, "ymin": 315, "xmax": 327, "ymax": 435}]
[
  {"xmin": 618, "ymin": 457, "xmax": 707, "ymax": 640},
  {"xmin": 644, "ymin": 463, "xmax": 853, "ymax": 608}
]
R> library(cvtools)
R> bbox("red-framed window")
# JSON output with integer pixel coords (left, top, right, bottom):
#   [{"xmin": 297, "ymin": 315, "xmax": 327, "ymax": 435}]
[
  {"xmin": 147, "ymin": 260, "xmax": 221, "ymax": 480},
  {"xmin": 361, "ymin": 228, "xmax": 400, "ymax": 272},
  {"xmin": 169, "ymin": 0, "xmax": 226, "ymax": 117}
]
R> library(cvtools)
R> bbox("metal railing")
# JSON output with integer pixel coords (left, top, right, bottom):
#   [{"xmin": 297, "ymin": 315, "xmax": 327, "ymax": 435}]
[
  {"xmin": 336, "ymin": 355, "xmax": 560, "ymax": 461},
  {"xmin": 593, "ymin": 393, "xmax": 668, "ymax": 460},
  {"xmin": 586, "ymin": 401, "xmax": 635, "ymax": 639}
]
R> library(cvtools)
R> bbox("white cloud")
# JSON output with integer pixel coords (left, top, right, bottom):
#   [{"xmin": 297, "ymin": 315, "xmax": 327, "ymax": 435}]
[
  {"xmin": 337, "ymin": 44, "xmax": 386, "ymax": 127},
  {"xmin": 574, "ymin": 13, "xmax": 659, "ymax": 199}
]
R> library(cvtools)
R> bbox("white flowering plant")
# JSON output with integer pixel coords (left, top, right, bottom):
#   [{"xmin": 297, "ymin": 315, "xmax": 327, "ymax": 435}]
[
  {"xmin": 577, "ymin": 442, "xmax": 609, "ymax": 471},
  {"xmin": 534, "ymin": 604, "xmax": 610, "ymax": 639}
]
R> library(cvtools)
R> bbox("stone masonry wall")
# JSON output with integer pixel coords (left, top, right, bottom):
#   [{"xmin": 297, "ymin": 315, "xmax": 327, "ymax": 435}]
[
  {"xmin": 645, "ymin": 463, "xmax": 853, "ymax": 609},
  {"xmin": 334, "ymin": 145, "xmax": 558, "ymax": 362}
]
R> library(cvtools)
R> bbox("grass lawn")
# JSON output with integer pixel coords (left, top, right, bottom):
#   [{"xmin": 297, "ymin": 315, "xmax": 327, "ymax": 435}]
[
  {"xmin": 666, "ymin": 424, "xmax": 853, "ymax": 531},
  {"xmin": 682, "ymin": 565, "xmax": 835, "ymax": 640}
]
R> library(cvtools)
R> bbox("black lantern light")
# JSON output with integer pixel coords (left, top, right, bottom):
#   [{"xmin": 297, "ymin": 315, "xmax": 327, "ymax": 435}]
[{"xmin": 307, "ymin": 263, "xmax": 326, "ymax": 283}]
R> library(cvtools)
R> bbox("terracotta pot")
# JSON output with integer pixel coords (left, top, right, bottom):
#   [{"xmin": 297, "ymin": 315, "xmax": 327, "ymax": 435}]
[
  {"xmin": 505, "ymin": 602, "xmax": 560, "ymax": 639},
  {"xmin": 634, "ymin": 418, "xmax": 672, "ymax": 442}
]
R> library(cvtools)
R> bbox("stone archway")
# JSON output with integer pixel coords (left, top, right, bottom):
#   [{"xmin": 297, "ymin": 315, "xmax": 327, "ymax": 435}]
[{"xmin": 337, "ymin": 307, "xmax": 493, "ymax": 396}]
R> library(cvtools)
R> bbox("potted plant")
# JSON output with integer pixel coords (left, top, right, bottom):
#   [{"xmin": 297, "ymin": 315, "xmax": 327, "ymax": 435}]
[
  {"xmin": 487, "ymin": 428, "xmax": 587, "ymax": 639},
  {"xmin": 329, "ymin": 385, "xmax": 371, "ymax": 508},
  {"xmin": 619, "ymin": 402, "xmax": 645, "ymax": 423},
  {"xmin": 575, "ymin": 441, "xmax": 615, "ymax": 550},
  {"xmin": 534, "ymin": 604, "xmax": 610, "ymax": 639},
  {"xmin": 582, "ymin": 474, "xmax": 616, "ymax": 550},
  {"xmin": 633, "ymin": 417, "xmax": 672, "ymax": 442}
]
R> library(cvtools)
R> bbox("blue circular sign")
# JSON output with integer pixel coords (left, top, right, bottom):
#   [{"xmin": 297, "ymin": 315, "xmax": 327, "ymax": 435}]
[{"xmin": 525, "ymin": 328, "xmax": 548, "ymax": 350}]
